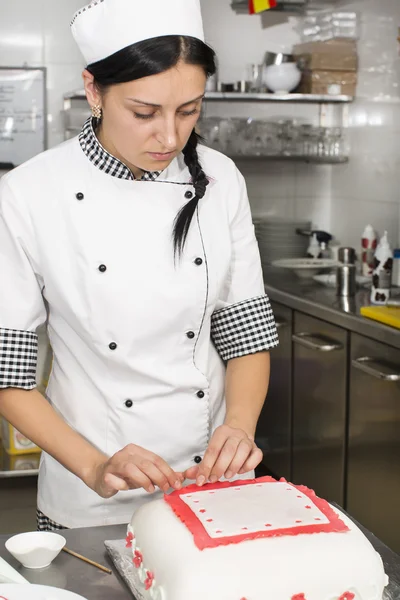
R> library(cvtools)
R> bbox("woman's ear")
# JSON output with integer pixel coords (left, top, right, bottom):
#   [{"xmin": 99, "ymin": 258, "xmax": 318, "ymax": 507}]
[{"xmin": 82, "ymin": 69, "xmax": 102, "ymax": 109}]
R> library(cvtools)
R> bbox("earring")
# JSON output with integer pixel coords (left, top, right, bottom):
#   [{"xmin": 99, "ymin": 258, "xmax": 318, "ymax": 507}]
[{"xmin": 91, "ymin": 104, "xmax": 102, "ymax": 120}]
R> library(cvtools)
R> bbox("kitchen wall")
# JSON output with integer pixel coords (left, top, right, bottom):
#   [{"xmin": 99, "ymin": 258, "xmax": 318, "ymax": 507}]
[
  {"xmin": 0, "ymin": 0, "xmax": 85, "ymax": 149},
  {"xmin": 201, "ymin": 0, "xmax": 400, "ymax": 251}
]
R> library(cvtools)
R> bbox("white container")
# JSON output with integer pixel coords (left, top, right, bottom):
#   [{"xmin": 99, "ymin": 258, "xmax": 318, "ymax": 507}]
[
  {"xmin": 263, "ymin": 63, "xmax": 302, "ymax": 94},
  {"xmin": 5, "ymin": 532, "xmax": 66, "ymax": 569}
]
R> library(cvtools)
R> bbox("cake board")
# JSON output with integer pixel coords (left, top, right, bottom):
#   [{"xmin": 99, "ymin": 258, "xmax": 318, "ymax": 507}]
[{"xmin": 105, "ymin": 539, "xmax": 140, "ymax": 599}]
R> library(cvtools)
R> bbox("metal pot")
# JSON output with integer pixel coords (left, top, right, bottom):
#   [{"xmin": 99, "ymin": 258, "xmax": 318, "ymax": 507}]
[{"xmin": 264, "ymin": 51, "xmax": 295, "ymax": 67}]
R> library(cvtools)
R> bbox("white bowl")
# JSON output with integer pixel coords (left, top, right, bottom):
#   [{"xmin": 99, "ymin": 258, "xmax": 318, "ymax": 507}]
[
  {"xmin": 272, "ymin": 258, "xmax": 339, "ymax": 279},
  {"xmin": 264, "ymin": 63, "xmax": 302, "ymax": 94},
  {"xmin": 5, "ymin": 532, "xmax": 66, "ymax": 569}
]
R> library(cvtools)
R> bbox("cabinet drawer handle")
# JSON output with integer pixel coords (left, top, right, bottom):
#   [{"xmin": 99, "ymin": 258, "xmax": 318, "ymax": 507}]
[
  {"xmin": 352, "ymin": 357, "xmax": 400, "ymax": 382},
  {"xmin": 275, "ymin": 318, "xmax": 288, "ymax": 330},
  {"xmin": 292, "ymin": 332, "xmax": 343, "ymax": 352}
]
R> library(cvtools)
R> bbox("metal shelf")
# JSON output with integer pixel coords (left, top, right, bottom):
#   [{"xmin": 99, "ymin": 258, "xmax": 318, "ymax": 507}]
[
  {"xmin": 231, "ymin": 155, "xmax": 349, "ymax": 164},
  {"xmin": 205, "ymin": 92, "xmax": 354, "ymax": 103},
  {"xmin": 64, "ymin": 90, "xmax": 354, "ymax": 104},
  {"xmin": 0, "ymin": 446, "xmax": 40, "ymax": 479},
  {"xmin": 0, "ymin": 467, "xmax": 39, "ymax": 479}
]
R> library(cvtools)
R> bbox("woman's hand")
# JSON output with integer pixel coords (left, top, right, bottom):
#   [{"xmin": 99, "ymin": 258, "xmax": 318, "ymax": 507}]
[
  {"xmin": 184, "ymin": 424, "xmax": 263, "ymax": 486},
  {"xmin": 88, "ymin": 444, "xmax": 185, "ymax": 499}
]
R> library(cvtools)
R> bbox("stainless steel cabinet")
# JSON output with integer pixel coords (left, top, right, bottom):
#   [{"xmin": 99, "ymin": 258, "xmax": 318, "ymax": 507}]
[
  {"xmin": 256, "ymin": 302, "xmax": 292, "ymax": 480},
  {"xmin": 347, "ymin": 333, "xmax": 400, "ymax": 554},
  {"xmin": 292, "ymin": 312, "xmax": 348, "ymax": 505}
]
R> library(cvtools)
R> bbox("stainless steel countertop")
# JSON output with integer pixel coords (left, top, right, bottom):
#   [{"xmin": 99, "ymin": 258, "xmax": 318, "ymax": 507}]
[
  {"xmin": 1, "ymin": 525, "xmax": 130, "ymax": 599},
  {"xmin": 1, "ymin": 511, "xmax": 400, "ymax": 599},
  {"xmin": 264, "ymin": 267, "xmax": 400, "ymax": 349}
]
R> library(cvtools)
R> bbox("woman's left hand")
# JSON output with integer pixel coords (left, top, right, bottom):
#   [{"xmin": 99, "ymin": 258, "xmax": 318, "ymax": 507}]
[{"xmin": 184, "ymin": 424, "xmax": 263, "ymax": 486}]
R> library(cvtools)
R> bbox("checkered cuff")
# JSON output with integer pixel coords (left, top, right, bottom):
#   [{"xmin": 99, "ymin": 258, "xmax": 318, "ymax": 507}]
[
  {"xmin": 0, "ymin": 328, "xmax": 38, "ymax": 390},
  {"xmin": 211, "ymin": 295, "xmax": 279, "ymax": 362}
]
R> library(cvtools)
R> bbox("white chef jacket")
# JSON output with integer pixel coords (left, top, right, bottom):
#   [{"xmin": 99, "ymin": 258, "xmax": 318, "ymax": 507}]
[{"xmin": 0, "ymin": 118, "xmax": 278, "ymax": 528}]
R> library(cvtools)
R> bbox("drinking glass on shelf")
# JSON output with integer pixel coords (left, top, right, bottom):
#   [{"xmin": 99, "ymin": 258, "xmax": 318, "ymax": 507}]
[{"xmin": 246, "ymin": 64, "xmax": 263, "ymax": 92}]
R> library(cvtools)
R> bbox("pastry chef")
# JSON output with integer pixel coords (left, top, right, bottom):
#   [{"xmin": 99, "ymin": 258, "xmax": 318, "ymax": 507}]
[{"xmin": 0, "ymin": 0, "xmax": 278, "ymax": 531}]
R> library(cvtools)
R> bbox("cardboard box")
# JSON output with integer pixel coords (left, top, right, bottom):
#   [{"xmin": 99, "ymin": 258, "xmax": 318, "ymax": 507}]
[
  {"xmin": 298, "ymin": 70, "xmax": 357, "ymax": 96},
  {"xmin": 294, "ymin": 40, "xmax": 358, "ymax": 72}
]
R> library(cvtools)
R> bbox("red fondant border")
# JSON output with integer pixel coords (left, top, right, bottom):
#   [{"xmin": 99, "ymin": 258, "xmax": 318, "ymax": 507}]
[{"xmin": 164, "ymin": 476, "xmax": 349, "ymax": 551}]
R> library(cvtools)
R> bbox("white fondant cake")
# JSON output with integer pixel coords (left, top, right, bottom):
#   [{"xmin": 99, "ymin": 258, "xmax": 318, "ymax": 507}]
[{"xmin": 127, "ymin": 476, "xmax": 388, "ymax": 600}]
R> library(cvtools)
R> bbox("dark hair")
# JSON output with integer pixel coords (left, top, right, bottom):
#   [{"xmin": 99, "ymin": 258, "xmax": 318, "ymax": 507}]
[{"xmin": 87, "ymin": 36, "xmax": 217, "ymax": 256}]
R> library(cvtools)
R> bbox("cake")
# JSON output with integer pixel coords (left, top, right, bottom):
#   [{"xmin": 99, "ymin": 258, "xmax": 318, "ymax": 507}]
[{"xmin": 126, "ymin": 476, "xmax": 388, "ymax": 600}]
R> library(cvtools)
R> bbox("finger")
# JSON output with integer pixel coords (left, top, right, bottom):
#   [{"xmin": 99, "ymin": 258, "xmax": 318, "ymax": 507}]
[
  {"xmin": 102, "ymin": 472, "xmax": 129, "ymax": 497},
  {"xmin": 224, "ymin": 439, "xmax": 254, "ymax": 480},
  {"xmin": 208, "ymin": 436, "xmax": 243, "ymax": 483},
  {"xmin": 196, "ymin": 429, "xmax": 228, "ymax": 485},
  {"xmin": 151, "ymin": 455, "xmax": 183, "ymax": 491},
  {"xmin": 238, "ymin": 447, "xmax": 264, "ymax": 475},
  {"xmin": 114, "ymin": 462, "xmax": 155, "ymax": 494},
  {"xmin": 183, "ymin": 466, "xmax": 199, "ymax": 480},
  {"xmin": 135, "ymin": 459, "xmax": 177, "ymax": 492}
]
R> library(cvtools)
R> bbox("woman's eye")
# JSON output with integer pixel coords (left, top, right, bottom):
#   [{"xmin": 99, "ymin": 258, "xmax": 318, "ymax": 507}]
[
  {"xmin": 180, "ymin": 109, "xmax": 198, "ymax": 117},
  {"xmin": 134, "ymin": 113, "xmax": 155, "ymax": 120}
]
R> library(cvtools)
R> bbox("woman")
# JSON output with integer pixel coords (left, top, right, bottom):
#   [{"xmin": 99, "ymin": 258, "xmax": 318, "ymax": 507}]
[{"xmin": 0, "ymin": 0, "xmax": 278, "ymax": 531}]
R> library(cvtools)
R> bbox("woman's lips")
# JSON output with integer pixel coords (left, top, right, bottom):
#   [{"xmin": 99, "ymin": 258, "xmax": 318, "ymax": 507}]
[{"xmin": 148, "ymin": 151, "xmax": 175, "ymax": 161}]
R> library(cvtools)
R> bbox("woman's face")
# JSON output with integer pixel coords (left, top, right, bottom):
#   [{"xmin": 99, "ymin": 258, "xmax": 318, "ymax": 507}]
[{"xmin": 84, "ymin": 61, "xmax": 206, "ymax": 177}]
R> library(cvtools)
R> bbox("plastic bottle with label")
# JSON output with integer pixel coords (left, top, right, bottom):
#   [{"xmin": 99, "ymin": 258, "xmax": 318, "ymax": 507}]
[
  {"xmin": 370, "ymin": 231, "xmax": 393, "ymax": 305},
  {"xmin": 361, "ymin": 224, "xmax": 377, "ymax": 276}
]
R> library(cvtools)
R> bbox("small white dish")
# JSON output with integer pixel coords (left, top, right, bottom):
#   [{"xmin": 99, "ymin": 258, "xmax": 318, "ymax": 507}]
[
  {"xmin": 5, "ymin": 532, "xmax": 66, "ymax": 569},
  {"xmin": 0, "ymin": 584, "xmax": 87, "ymax": 599},
  {"xmin": 272, "ymin": 258, "xmax": 339, "ymax": 279}
]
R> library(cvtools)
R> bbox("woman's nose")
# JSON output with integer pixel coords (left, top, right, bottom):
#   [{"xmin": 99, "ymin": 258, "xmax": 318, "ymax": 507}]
[{"xmin": 156, "ymin": 117, "xmax": 178, "ymax": 150}]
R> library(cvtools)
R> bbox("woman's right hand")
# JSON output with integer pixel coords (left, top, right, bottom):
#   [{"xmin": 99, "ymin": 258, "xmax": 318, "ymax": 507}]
[{"xmin": 89, "ymin": 444, "xmax": 184, "ymax": 499}]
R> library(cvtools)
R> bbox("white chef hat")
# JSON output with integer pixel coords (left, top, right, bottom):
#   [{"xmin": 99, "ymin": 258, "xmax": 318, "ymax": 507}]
[{"xmin": 71, "ymin": 0, "xmax": 205, "ymax": 66}]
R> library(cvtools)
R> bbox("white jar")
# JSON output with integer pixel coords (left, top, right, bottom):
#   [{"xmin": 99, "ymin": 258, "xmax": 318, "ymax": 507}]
[{"xmin": 263, "ymin": 63, "xmax": 302, "ymax": 94}]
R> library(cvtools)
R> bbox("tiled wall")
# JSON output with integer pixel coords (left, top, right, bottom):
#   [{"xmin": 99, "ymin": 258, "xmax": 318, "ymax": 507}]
[
  {"xmin": 0, "ymin": 0, "xmax": 85, "ymax": 149},
  {"xmin": 201, "ymin": 0, "xmax": 400, "ymax": 251},
  {"xmin": 330, "ymin": 0, "xmax": 400, "ymax": 250}
]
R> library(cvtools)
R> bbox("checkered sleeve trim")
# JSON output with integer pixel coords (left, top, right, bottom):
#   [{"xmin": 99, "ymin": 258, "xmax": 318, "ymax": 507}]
[
  {"xmin": 0, "ymin": 328, "xmax": 38, "ymax": 390},
  {"xmin": 211, "ymin": 295, "xmax": 279, "ymax": 361}
]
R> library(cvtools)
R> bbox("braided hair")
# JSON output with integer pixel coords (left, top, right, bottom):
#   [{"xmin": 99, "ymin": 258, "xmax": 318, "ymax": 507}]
[{"xmin": 173, "ymin": 129, "xmax": 209, "ymax": 257}]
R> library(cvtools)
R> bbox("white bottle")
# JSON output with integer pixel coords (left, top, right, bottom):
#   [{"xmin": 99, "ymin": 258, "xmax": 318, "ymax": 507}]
[
  {"xmin": 370, "ymin": 231, "xmax": 393, "ymax": 305},
  {"xmin": 361, "ymin": 224, "xmax": 377, "ymax": 277},
  {"xmin": 307, "ymin": 233, "xmax": 320, "ymax": 259}
]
